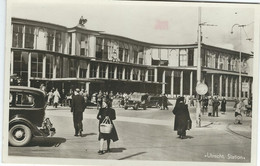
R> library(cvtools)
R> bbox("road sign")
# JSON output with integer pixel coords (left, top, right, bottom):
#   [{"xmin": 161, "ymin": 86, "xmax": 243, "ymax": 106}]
[
  {"xmin": 196, "ymin": 83, "xmax": 208, "ymax": 95},
  {"xmin": 242, "ymin": 82, "xmax": 249, "ymax": 92}
]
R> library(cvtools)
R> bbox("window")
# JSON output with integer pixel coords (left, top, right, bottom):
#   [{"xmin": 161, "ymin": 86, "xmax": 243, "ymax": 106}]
[
  {"xmin": 134, "ymin": 51, "xmax": 138, "ymax": 64},
  {"xmin": 69, "ymin": 33, "xmax": 72, "ymax": 54},
  {"xmin": 79, "ymin": 61, "xmax": 88, "ymax": 78},
  {"xmin": 13, "ymin": 51, "xmax": 28, "ymax": 84},
  {"xmin": 140, "ymin": 69, "xmax": 145, "ymax": 81},
  {"xmin": 90, "ymin": 62, "xmax": 97, "ymax": 78},
  {"xmin": 119, "ymin": 48, "xmax": 123, "ymax": 61},
  {"xmin": 138, "ymin": 47, "xmax": 144, "ymax": 65},
  {"xmin": 179, "ymin": 49, "xmax": 187, "ymax": 66},
  {"xmin": 46, "ymin": 54, "xmax": 53, "ymax": 78},
  {"xmin": 133, "ymin": 68, "xmax": 138, "ymax": 80},
  {"xmin": 12, "ymin": 93, "xmax": 35, "ymax": 107},
  {"xmin": 117, "ymin": 66, "xmax": 123, "ymax": 79},
  {"xmin": 69, "ymin": 59, "xmax": 77, "ymax": 78},
  {"xmin": 56, "ymin": 56, "xmax": 63, "ymax": 78},
  {"xmin": 104, "ymin": 39, "xmax": 111, "ymax": 59},
  {"xmin": 80, "ymin": 34, "xmax": 88, "ymax": 56},
  {"xmin": 125, "ymin": 67, "xmax": 131, "ymax": 80},
  {"xmin": 218, "ymin": 54, "xmax": 224, "ymax": 70},
  {"xmin": 188, "ymin": 49, "xmax": 194, "ymax": 66},
  {"xmin": 124, "ymin": 49, "xmax": 129, "ymax": 62},
  {"xmin": 31, "ymin": 53, "xmax": 43, "ymax": 78},
  {"xmin": 99, "ymin": 64, "xmax": 106, "ymax": 78},
  {"xmin": 25, "ymin": 26, "xmax": 35, "ymax": 49},
  {"xmin": 55, "ymin": 32, "xmax": 62, "ymax": 52},
  {"xmin": 148, "ymin": 69, "xmax": 154, "ymax": 81},
  {"xmin": 96, "ymin": 38, "xmax": 103, "ymax": 60},
  {"xmin": 47, "ymin": 30, "xmax": 54, "ymax": 51},
  {"xmin": 108, "ymin": 64, "xmax": 115, "ymax": 79},
  {"xmin": 12, "ymin": 24, "xmax": 23, "ymax": 48}
]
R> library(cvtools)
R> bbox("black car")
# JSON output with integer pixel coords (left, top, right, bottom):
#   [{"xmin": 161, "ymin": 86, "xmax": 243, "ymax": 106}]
[
  {"xmin": 124, "ymin": 93, "xmax": 148, "ymax": 110},
  {"xmin": 9, "ymin": 86, "xmax": 55, "ymax": 146}
]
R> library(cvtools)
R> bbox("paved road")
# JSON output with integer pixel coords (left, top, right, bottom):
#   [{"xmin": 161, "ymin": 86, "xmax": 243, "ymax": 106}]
[{"xmin": 8, "ymin": 106, "xmax": 252, "ymax": 162}]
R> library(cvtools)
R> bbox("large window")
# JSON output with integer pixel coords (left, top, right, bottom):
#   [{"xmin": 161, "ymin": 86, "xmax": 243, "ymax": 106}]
[
  {"xmin": 140, "ymin": 69, "xmax": 145, "ymax": 81},
  {"xmin": 13, "ymin": 51, "xmax": 28, "ymax": 84},
  {"xmin": 134, "ymin": 51, "xmax": 138, "ymax": 64},
  {"xmin": 104, "ymin": 39, "xmax": 111, "ymax": 59},
  {"xmin": 46, "ymin": 54, "xmax": 53, "ymax": 78},
  {"xmin": 90, "ymin": 62, "xmax": 97, "ymax": 78},
  {"xmin": 79, "ymin": 61, "xmax": 88, "ymax": 78},
  {"xmin": 56, "ymin": 56, "xmax": 63, "ymax": 78},
  {"xmin": 25, "ymin": 26, "xmax": 35, "ymax": 49},
  {"xmin": 99, "ymin": 64, "xmax": 106, "ymax": 78},
  {"xmin": 69, "ymin": 59, "xmax": 77, "ymax": 78},
  {"xmin": 80, "ymin": 34, "xmax": 88, "ymax": 56},
  {"xmin": 148, "ymin": 69, "xmax": 154, "ymax": 82},
  {"xmin": 124, "ymin": 49, "xmax": 129, "ymax": 62},
  {"xmin": 179, "ymin": 49, "xmax": 187, "ymax": 66},
  {"xmin": 117, "ymin": 66, "xmax": 123, "ymax": 79},
  {"xmin": 12, "ymin": 24, "xmax": 23, "ymax": 48},
  {"xmin": 108, "ymin": 64, "xmax": 115, "ymax": 79},
  {"xmin": 46, "ymin": 30, "xmax": 54, "ymax": 51},
  {"xmin": 188, "ymin": 49, "xmax": 194, "ymax": 66},
  {"xmin": 133, "ymin": 68, "xmax": 139, "ymax": 80},
  {"xmin": 96, "ymin": 38, "xmax": 103, "ymax": 60},
  {"xmin": 55, "ymin": 32, "xmax": 62, "ymax": 52},
  {"xmin": 138, "ymin": 47, "xmax": 144, "ymax": 65},
  {"xmin": 125, "ymin": 67, "xmax": 131, "ymax": 80},
  {"xmin": 119, "ymin": 48, "xmax": 123, "ymax": 61},
  {"xmin": 31, "ymin": 53, "xmax": 43, "ymax": 78}
]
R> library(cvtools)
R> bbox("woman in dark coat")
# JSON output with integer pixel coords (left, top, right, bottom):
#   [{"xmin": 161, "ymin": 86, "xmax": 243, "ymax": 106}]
[
  {"xmin": 172, "ymin": 97, "xmax": 192, "ymax": 139},
  {"xmin": 221, "ymin": 97, "xmax": 227, "ymax": 114},
  {"xmin": 97, "ymin": 100, "xmax": 119, "ymax": 155}
]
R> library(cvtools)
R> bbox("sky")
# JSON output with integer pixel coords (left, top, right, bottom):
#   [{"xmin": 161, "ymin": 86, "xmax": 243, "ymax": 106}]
[{"xmin": 9, "ymin": 0, "xmax": 255, "ymax": 54}]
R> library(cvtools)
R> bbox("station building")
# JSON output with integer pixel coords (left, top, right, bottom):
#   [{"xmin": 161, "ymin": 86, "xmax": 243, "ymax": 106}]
[{"xmin": 10, "ymin": 17, "xmax": 253, "ymax": 99}]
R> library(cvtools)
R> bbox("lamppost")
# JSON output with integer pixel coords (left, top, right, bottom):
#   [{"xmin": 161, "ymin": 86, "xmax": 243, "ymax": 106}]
[{"xmin": 231, "ymin": 24, "xmax": 246, "ymax": 101}]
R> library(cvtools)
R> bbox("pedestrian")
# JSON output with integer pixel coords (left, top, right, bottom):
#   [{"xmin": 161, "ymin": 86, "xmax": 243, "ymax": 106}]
[
  {"xmin": 212, "ymin": 96, "xmax": 220, "ymax": 117},
  {"xmin": 202, "ymin": 96, "xmax": 208, "ymax": 115},
  {"xmin": 67, "ymin": 89, "xmax": 73, "ymax": 107},
  {"xmin": 97, "ymin": 91, "xmax": 103, "ymax": 110},
  {"xmin": 97, "ymin": 99, "xmax": 119, "ymax": 155},
  {"xmin": 108, "ymin": 91, "xmax": 114, "ymax": 108},
  {"xmin": 189, "ymin": 95, "xmax": 194, "ymax": 107},
  {"xmin": 221, "ymin": 97, "xmax": 227, "ymax": 114},
  {"xmin": 161, "ymin": 94, "xmax": 168, "ymax": 110},
  {"xmin": 71, "ymin": 88, "xmax": 86, "ymax": 137},
  {"xmin": 47, "ymin": 90, "xmax": 54, "ymax": 106},
  {"xmin": 234, "ymin": 99, "xmax": 244, "ymax": 124},
  {"xmin": 60, "ymin": 89, "xmax": 66, "ymax": 107},
  {"xmin": 172, "ymin": 97, "xmax": 192, "ymax": 139},
  {"xmin": 53, "ymin": 88, "xmax": 61, "ymax": 108}
]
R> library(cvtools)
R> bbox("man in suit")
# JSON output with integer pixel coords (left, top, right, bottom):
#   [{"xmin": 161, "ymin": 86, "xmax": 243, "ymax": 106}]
[
  {"xmin": 71, "ymin": 88, "xmax": 86, "ymax": 136},
  {"xmin": 212, "ymin": 96, "xmax": 220, "ymax": 117}
]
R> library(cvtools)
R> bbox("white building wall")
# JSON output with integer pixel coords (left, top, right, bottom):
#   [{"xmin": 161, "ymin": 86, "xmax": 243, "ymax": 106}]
[
  {"xmin": 36, "ymin": 28, "xmax": 46, "ymax": 50},
  {"xmin": 144, "ymin": 48, "xmax": 152, "ymax": 65},
  {"xmin": 89, "ymin": 35, "xmax": 96, "ymax": 58}
]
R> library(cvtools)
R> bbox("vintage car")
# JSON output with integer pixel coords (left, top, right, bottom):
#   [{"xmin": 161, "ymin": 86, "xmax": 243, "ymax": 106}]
[
  {"xmin": 124, "ymin": 93, "xmax": 148, "ymax": 110},
  {"xmin": 9, "ymin": 86, "xmax": 55, "ymax": 146},
  {"xmin": 146, "ymin": 96, "xmax": 161, "ymax": 108}
]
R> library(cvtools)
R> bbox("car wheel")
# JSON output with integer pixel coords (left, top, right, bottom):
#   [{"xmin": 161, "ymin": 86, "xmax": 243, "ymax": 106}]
[
  {"xmin": 9, "ymin": 124, "xmax": 32, "ymax": 147},
  {"xmin": 134, "ymin": 104, "xmax": 139, "ymax": 110},
  {"xmin": 124, "ymin": 106, "xmax": 128, "ymax": 110},
  {"xmin": 143, "ymin": 106, "xmax": 147, "ymax": 110}
]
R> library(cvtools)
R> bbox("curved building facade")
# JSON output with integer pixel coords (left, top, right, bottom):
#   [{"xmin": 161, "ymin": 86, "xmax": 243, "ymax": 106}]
[{"xmin": 10, "ymin": 17, "xmax": 253, "ymax": 99}]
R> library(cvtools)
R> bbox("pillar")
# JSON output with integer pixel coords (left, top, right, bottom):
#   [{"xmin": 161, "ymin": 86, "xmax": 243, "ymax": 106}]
[
  {"xmin": 43, "ymin": 55, "xmax": 46, "ymax": 78},
  {"xmin": 96, "ymin": 63, "xmax": 100, "ymax": 78},
  {"xmin": 10, "ymin": 51, "xmax": 14, "ymax": 75},
  {"xmin": 105, "ymin": 64, "xmax": 109, "ymax": 79},
  {"xmin": 86, "ymin": 62, "xmax": 90, "ymax": 78},
  {"xmin": 34, "ymin": 28, "xmax": 37, "ymax": 49},
  {"xmin": 138, "ymin": 69, "xmax": 141, "ymax": 81},
  {"xmin": 53, "ymin": 30, "xmax": 56, "ymax": 52},
  {"xmin": 145, "ymin": 69, "xmax": 148, "ymax": 81},
  {"xmin": 53, "ymin": 57, "xmax": 57, "ymax": 79},
  {"xmin": 235, "ymin": 77, "xmax": 238, "ymax": 98},
  {"xmin": 114, "ymin": 66, "xmax": 117, "ymax": 79},
  {"xmin": 190, "ymin": 71, "xmax": 193, "ymax": 96},
  {"xmin": 130, "ymin": 68, "xmax": 133, "ymax": 80},
  {"xmin": 28, "ymin": 52, "xmax": 31, "ymax": 87},
  {"xmin": 230, "ymin": 77, "xmax": 233, "ymax": 98},
  {"xmin": 171, "ymin": 70, "xmax": 174, "ymax": 97},
  {"xmin": 22, "ymin": 25, "xmax": 25, "ymax": 48},
  {"xmin": 225, "ymin": 76, "xmax": 228, "ymax": 98},
  {"xmin": 71, "ymin": 33, "xmax": 76, "ymax": 55},
  {"xmin": 154, "ymin": 68, "xmax": 158, "ymax": 82},
  {"xmin": 211, "ymin": 74, "xmax": 214, "ymax": 96},
  {"xmin": 122, "ymin": 67, "xmax": 125, "ymax": 80},
  {"xmin": 162, "ymin": 70, "xmax": 166, "ymax": 94},
  {"xmin": 219, "ymin": 75, "xmax": 222, "ymax": 97},
  {"xmin": 76, "ymin": 61, "xmax": 80, "ymax": 78},
  {"xmin": 180, "ymin": 71, "xmax": 183, "ymax": 96},
  {"xmin": 85, "ymin": 82, "xmax": 90, "ymax": 94}
]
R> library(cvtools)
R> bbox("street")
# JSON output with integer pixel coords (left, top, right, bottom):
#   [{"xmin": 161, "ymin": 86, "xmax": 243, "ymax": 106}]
[{"xmin": 8, "ymin": 105, "xmax": 252, "ymax": 162}]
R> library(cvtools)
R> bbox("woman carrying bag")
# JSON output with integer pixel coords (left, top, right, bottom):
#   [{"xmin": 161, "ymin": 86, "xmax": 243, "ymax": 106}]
[{"xmin": 97, "ymin": 99, "xmax": 119, "ymax": 155}]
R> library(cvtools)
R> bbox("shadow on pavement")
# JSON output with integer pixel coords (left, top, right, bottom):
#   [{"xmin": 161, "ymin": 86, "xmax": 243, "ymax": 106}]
[
  {"xmin": 109, "ymin": 147, "xmax": 126, "ymax": 153},
  {"xmin": 118, "ymin": 152, "xmax": 146, "ymax": 160},
  {"xmin": 28, "ymin": 137, "xmax": 66, "ymax": 147},
  {"xmin": 81, "ymin": 133, "xmax": 97, "ymax": 137}
]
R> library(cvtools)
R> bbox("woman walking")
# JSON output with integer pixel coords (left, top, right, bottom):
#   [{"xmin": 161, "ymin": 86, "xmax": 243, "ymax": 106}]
[
  {"xmin": 53, "ymin": 88, "xmax": 61, "ymax": 108},
  {"xmin": 97, "ymin": 99, "xmax": 119, "ymax": 155},
  {"xmin": 172, "ymin": 97, "xmax": 192, "ymax": 139},
  {"xmin": 221, "ymin": 97, "xmax": 227, "ymax": 114}
]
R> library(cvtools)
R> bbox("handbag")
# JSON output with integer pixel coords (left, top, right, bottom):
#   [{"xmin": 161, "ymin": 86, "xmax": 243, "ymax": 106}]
[{"xmin": 100, "ymin": 117, "xmax": 113, "ymax": 134}]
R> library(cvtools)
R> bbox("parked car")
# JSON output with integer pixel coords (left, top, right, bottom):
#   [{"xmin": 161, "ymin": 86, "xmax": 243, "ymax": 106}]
[
  {"xmin": 146, "ymin": 96, "xmax": 161, "ymax": 108},
  {"xmin": 124, "ymin": 93, "xmax": 148, "ymax": 110},
  {"xmin": 9, "ymin": 86, "xmax": 55, "ymax": 147}
]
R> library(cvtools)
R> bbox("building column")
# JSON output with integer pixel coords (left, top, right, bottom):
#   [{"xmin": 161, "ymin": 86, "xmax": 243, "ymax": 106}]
[
  {"xmin": 122, "ymin": 67, "xmax": 125, "ymax": 80},
  {"xmin": 96, "ymin": 63, "xmax": 100, "ymax": 78},
  {"xmin": 130, "ymin": 68, "xmax": 133, "ymax": 80},
  {"xmin": 71, "ymin": 33, "xmax": 76, "ymax": 55},
  {"xmin": 86, "ymin": 62, "xmax": 90, "ymax": 78},
  {"xmin": 190, "ymin": 71, "xmax": 193, "ymax": 96},
  {"xmin": 225, "ymin": 76, "xmax": 228, "ymax": 98},
  {"xmin": 28, "ymin": 52, "xmax": 31, "ymax": 87},
  {"xmin": 10, "ymin": 51, "xmax": 14, "ymax": 75},
  {"xmin": 162, "ymin": 70, "xmax": 166, "ymax": 94},
  {"xmin": 154, "ymin": 68, "xmax": 158, "ymax": 82},
  {"xmin": 230, "ymin": 77, "xmax": 233, "ymax": 98},
  {"xmin": 105, "ymin": 64, "xmax": 109, "ymax": 79},
  {"xmin": 43, "ymin": 55, "xmax": 46, "ymax": 78},
  {"xmin": 234, "ymin": 77, "xmax": 238, "ymax": 98},
  {"xmin": 242, "ymin": 78, "xmax": 246, "ymax": 98},
  {"xmin": 34, "ymin": 28, "xmax": 37, "ymax": 49},
  {"xmin": 114, "ymin": 66, "xmax": 117, "ymax": 79},
  {"xmin": 219, "ymin": 75, "xmax": 223, "ymax": 97},
  {"xmin": 85, "ymin": 82, "xmax": 90, "ymax": 94},
  {"xmin": 138, "ymin": 69, "xmax": 141, "ymax": 81},
  {"xmin": 180, "ymin": 71, "xmax": 183, "ymax": 96},
  {"xmin": 76, "ymin": 60, "xmax": 80, "ymax": 78},
  {"xmin": 22, "ymin": 25, "xmax": 25, "ymax": 48},
  {"xmin": 248, "ymin": 79, "xmax": 251, "ymax": 98},
  {"xmin": 171, "ymin": 70, "xmax": 174, "ymax": 98},
  {"xmin": 53, "ymin": 30, "xmax": 56, "ymax": 52},
  {"xmin": 53, "ymin": 57, "xmax": 57, "ymax": 79},
  {"xmin": 145, "ymin": 69, "xmax": 148, "ymax": 81},
  {"xmin": 211, "ymin": 74, "xmax": 214, "ymax": 96}
]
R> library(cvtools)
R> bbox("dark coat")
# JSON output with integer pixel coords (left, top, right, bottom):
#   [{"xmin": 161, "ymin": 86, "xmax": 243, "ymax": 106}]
[
  {"xmin": 162, "ymin": 96, "xmax": 168, "ymax": 106},
  {"xmin": 97, "ymin": 108, "xmax": 119, "ymax": 142},
  {"xmin": 172, "ymin": 103, "xmax": 191, "ymax": 131},
  {"xmin": 71, "ymin": 94, "xmax": 86, "ymax": 121},
  {"xmin": 212, "ymin": 99, "xmax": 220, "ymax": 110},
  {"xmin": 221, "ymin": 99, "xmax": 226, "ymax": 112}
]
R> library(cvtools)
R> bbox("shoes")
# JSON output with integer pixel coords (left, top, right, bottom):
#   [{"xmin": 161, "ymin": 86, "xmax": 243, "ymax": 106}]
[
  {"xmin": 79, "ymin": 130, "xmax": 83, "ymax": 137},
  {"xmin": 74, "ymin": 134, "xmax": 78, "ymax": 136},
  {"xmin": 98, "ymin": 150, "xmax": 105, "ymax": 155},
  {"xmin": 106, "ymin": 148, "xmax": 111, "ymax": 153}
]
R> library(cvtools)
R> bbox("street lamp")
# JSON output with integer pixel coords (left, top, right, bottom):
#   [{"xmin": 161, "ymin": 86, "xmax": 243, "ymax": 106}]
[{"xmin": 230, "ymin": 24, "xmax": 246, "ymax": 101}]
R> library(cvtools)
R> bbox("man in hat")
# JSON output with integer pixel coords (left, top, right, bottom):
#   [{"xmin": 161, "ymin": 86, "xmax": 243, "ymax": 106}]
[{"xmin": 71, "ymin": 88, "xmax": 86, "ymax": 136}]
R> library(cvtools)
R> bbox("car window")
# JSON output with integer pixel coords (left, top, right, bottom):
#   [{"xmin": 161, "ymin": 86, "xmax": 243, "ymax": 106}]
[{"xmin": 15, "ymin": 93, "xmax": 35, "ymax": 107}]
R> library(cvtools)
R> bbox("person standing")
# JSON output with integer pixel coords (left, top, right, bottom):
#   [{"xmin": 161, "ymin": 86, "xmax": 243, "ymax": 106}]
[
  {"xmin": 212, "ymin": 96, "xmax": 220, "ymax": 117},
  {"xmin": 161, "ymin": 94, "xmax": 168, "ymax": 110},
  {"xmin": 53, "ymin": 88, "xmax": 61, "ymax": 108},
  {"xmin": 234, "ymin": 99, "xmax": 243, "ymax": 124},
  {"xmin": 60, "ymin": 89, "xmax": 66, "ymax": 107},
  {"xmin": 97, "ymin": 91, "xmax": 103, "ymax": 110},
  {"xmin": 221, "ymin": 97, "xmax": 227, "ymax": 114},
  {"xmin": 172, "ymin": 97, "xmax": 192, "ymax": 139},
  {"xmin": 47, "ymin": 90, "xmax": 54, "ymax": 106},
  {"xmin": 97, "ymin": 99, "xmax": 119, "ymax": 155},
  {"xmin": 71, "ymin": 88, "xmax": 86, "ymax": 136}
]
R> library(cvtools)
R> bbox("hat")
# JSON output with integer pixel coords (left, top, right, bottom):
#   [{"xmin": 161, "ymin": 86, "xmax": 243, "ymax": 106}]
[{"xmin": 75, "ymin": 88, "xmax": 80, "ymax": 92}]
